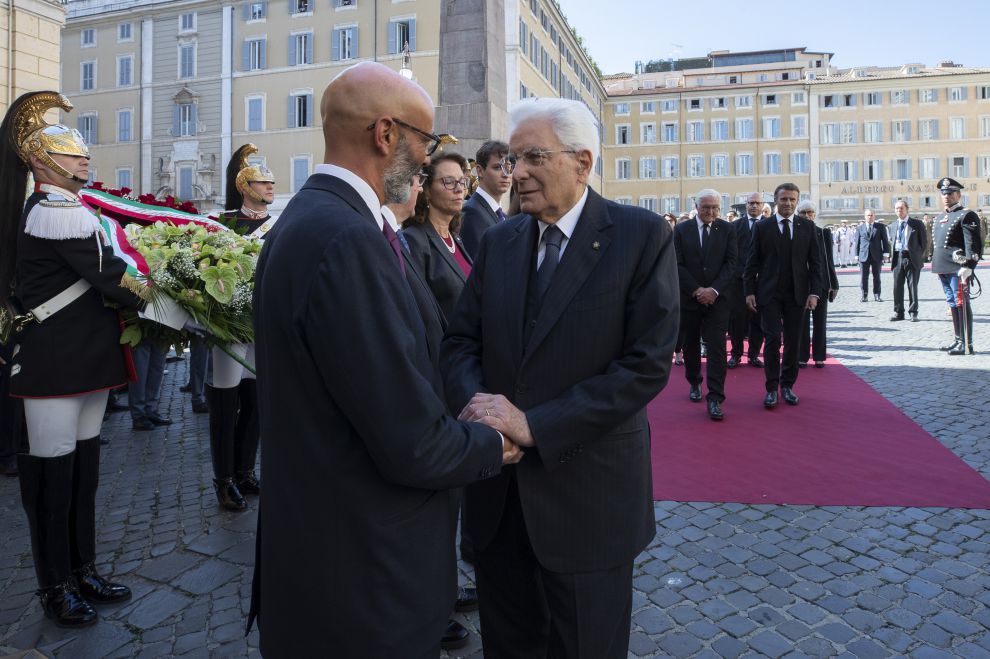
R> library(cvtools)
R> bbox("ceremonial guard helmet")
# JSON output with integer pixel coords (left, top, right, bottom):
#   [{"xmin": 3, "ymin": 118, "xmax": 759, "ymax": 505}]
[
  {"xmin": 226, "ymin": 144, "xmax": 275, "ymax": 208},
  {"xmin": 938, "ymin": 177, "xmax": 963, "ymax": 193},
  {"xmin": 11, "ymin": 91, "xmax": 90, "ymax": 183}
]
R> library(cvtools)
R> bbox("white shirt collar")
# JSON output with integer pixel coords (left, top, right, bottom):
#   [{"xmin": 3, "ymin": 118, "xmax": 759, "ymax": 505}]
[
  {"xmin": 475, "ymin": 186, "xmax": 503, "ymax": 214},
  {"xmin": 537, "ymin": 187, "xmax": 588, "ymax": 243},
  {"xmin": 314, "ymin": 163, "xmax": 383, "ymax": 229},
  {"xmin": 380, "ymin": 205, "xmax": 400, "ymax": 232}
]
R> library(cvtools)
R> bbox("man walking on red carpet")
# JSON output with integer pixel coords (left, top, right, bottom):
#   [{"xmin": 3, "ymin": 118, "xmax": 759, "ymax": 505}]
[
  {"xmin": 673, "ymin": 188, "xmax": 737, "ymax": 421},
  {"xmin": 743, "ymin": 183, "xmax": 824, "ymax": 409}
]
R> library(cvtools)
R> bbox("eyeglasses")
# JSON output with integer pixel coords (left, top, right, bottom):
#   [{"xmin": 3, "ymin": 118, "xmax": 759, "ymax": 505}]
[
  {"xmin": 435, "ymin": 176, "xmax": 469, "ymax": 191},
  {"xmin": 501, "ymin": 148, "xmax": 578, "ymax": 173},
  {"xmin": 412, "ymin": 170, "xmax": 429, "ymax": 186},
  {"xmin": 366, "ymin": 117, "xmax": 451, "ymax": 156}
]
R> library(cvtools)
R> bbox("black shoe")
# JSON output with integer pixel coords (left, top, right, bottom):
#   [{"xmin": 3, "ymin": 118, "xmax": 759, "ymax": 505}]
[
  {"xmin": 39, "ymin": 580, "xmax": 98, "ymax": 629},
  {"xmin": 781, "ymin": 387, "xmax": 799, "ymax": 405},
  {"xmin": 441, "ymin": 619, "xmax": 470, "ymax": 651},
  {"xmin": 689, "ymin": 385, "xmax": 703, "ymax": 402},
  {"xmin": 875, "ymin": 295, "xmax": 882, "ymax": 302},
  {"xmin": 107, "ymin": 400, "xmax": 129, "ymax": 412},
  {"xmin": 910, "ymin": 315, "xmax": 919, "ymax": 322},
  {"xmin": 179, "ymin": 382, "xmax": 192, "ymax": 393},
  {"xmin": 455, "ymin": 586, "xmax": 479, "ymax": 612},
  {"xmin": 192, "ymin": 401, "xmax": 210, "ymax": 414},
  {"xmin": 798, "ymin": 362, "xmax": 807, "ymax": 369},
  {"xmin": 0, "ymin": 458, "xmax": 18, "ymax": 477},
  {"xmin": 763, "ymin": 391, "xmax": 778, "ymax": 409},
  {"xmin": 707, "ymin": 399, "xmax": 724, "ymax": 420},
  {"xmin": 147, "ymin": 414, "xmax": 172, "ymax": 426},
  {"xmin": 74, "ymin": 562, "xmax": 131, "ymax": 605},
  {"xmin": 213, "ymin": 478, "xmax": 247, "ymax": 511},
  {"xmin": 727, "ymin": 356, "xmax": 740, "ymax": 369},
  {"xmin": 235, "ymin": 472, "xmax": 260, "ymax": 495},
  {"xmin": 860, "ymin": 296, "xmax": 867, "ymax": 302},
  {"xmin": 132, "ymin": 417, "xmax": 155, "ymax": 431},
  {"xmin": 940, "ymin": 339, "xmax": 962, "ymax": 352},
  {"xmin": 814, "ymin": 361, "xmax": 826, "ymax": 369},
  {"xmin": 749, "ymin": 357, "xmax": 764, "ymax": 368},
  {"xmin": 890, "ymin": 315, "xmax": 905, "ymax": 322},
  {"xmin": 949, "ymin": 344, "xmax": 975, "ymax": 356}
]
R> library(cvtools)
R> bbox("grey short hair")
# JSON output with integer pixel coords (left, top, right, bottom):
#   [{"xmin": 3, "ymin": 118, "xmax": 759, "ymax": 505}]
[
  {"xmin": 796, "ymin": 200, "xmax": 817, "ymax": 214},
  {"xmin": 508, "ymin": 98, "xmax": 600, "ymax": 165},
  {"xmin": 694, "ymin": 189, "xmax": 720, "ymax": 206}
]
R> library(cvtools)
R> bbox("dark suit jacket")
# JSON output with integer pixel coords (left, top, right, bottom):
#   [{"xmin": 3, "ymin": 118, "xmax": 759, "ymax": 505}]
[
  {"xmin": 889, "ymin": 217, "xmax": 927, "ymax": 272},
  {"xmin": 855, "ymin": 222, "xmax": 890, "ymax": 263},
  {"xmin": 673, "ymin": 218, "xmax": 737, "ymax": 310},
  {"xmin": 816, "ymin": 226, "xmax": 839, "ymax": 297},
  {"xmin": 743, "ymin": 215, "xmax": 824, "ymax": 307},
  {"xmin": 460, "ymin": 190, "xmax": 502, "ymax": 259},
  {"xmin": 441, "ymin": 189, "xmax": 680, "ymax": 574},
  {"xmin": 403, "ymin": 221, "xmax": 472, "ymax": 321},
  {"xmin": 252, "ymin": 173, "xmax": 502, "ymax": 657},
  {"xmin": 733, "ymin": 215, "xmax": 761, "ymax": 279}
]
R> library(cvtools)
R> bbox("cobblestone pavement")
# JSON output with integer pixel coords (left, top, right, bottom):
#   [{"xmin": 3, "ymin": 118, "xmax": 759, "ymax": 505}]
[{"xmin": 1, "ymin": 264, "xmax": 989, "ymax": 658}]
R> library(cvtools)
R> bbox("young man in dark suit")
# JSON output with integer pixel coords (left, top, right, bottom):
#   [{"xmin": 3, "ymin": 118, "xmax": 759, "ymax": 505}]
[
  {"xmin": 727, "ymin": 192, "xmax": 765, "ymax": 369},
  {"xmin": 744, "ymin": 183, "xmax": 824, "ymax": 408},
  {"xmin": 889, "ymin": 199, "xmax": 927, "ymax": 322},
  {"xmin": 855, "ymin": 208, "xmax": 890, "ymax": 301},
  {"xmin": 460, "ymin": 140, "xmax": 511, "ymax": 258},
  {"xmin": 442, "ymin": 98, "xmax": 680, "ymax": 658},
  {"xmin": 673, "ymin": 189, "xmax": 737, "ymax": 420},
  {"xmin": 250, "ymin": 62, "xmax": 521, "ymax": 658}
]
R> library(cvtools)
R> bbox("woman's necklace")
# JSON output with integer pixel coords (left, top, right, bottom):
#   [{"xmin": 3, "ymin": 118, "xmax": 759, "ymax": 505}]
[{"xmin": 440, "ymin": 233, "xmax": 456, "ymax": 254}]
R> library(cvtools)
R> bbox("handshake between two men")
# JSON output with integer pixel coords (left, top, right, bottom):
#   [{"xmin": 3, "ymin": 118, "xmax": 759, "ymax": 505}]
[{"xmin": 458, "ymin": 392, "xmax": 530, "ymax": 465}]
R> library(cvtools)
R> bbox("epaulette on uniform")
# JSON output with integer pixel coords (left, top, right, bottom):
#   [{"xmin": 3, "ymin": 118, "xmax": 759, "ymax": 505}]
[{"xmin": 25, "ymin": 193, "xmax": 101, "ymax": 240}]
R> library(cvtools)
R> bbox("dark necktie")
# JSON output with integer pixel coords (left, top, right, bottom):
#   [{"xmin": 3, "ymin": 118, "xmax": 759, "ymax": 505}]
[
  {"xmin": 702, "ymin": 223, "xmax": 711, "ymax": 251},
  {"xmin": 381, "ymin": 221, "xmax": 406, "ymax": 275},
  {"xmin": 496, "ymin": 208, "xmax": 507, "ymax": 223},
  {"xmin": 898, "ymin": 221, "xmax": 906, "ymax": 244},
  {"xmin": 781, "ymin": 218, "xmax": 791, "ymax": 241},
  {"xmin": 537, "ymin": 225, "xmax": 563, "ymax": 301}
]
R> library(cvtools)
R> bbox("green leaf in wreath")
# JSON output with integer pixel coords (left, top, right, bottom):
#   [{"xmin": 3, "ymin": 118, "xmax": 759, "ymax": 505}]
[
  {"xmin": 201, "ymin": 264, "xmax": 238, "ymax": 304},
  {"xmin": 119, "ymin": 323, "xmax": 143, "ymax": 347},
  {"xmin": 223, "ymin": 251, "xmax": 255, "ymax": 279}
]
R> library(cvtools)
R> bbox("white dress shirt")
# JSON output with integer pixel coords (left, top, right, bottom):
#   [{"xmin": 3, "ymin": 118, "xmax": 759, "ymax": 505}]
[
  {"xmin": 536, "ymin": 188, "xmax": 588, "ymax": 268},
  {"xmin": 314, "ymin": 163, "xmax": 383, "ymax": 229}
]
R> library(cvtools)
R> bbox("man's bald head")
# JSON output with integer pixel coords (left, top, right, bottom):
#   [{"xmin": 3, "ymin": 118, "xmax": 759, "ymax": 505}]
[{"xmin": 319, "ymin": 62, "xmax": 435, "ymax": 200}]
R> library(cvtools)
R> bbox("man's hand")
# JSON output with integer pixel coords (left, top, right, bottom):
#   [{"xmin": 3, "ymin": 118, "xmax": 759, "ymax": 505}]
[
  {"xmin": 746, "ymin": 294, "xmax": 757, "ymax": 313},
  {"xmin": 459, "ymin": 393, "xmax": 535, "ymax": 447},
  {"xmin": 958, "ymin": 266, "xmax": 974, "ymax": 282},
  {"xmin": 501, "ymin": 436, "xmax": 524, "ymax": 465},
  {"xmin": 828, "ymin": 289, "xmax": 838, "ymax": 303},
  {"xmin": 805, "ymin": 295, "xmax": 818, "ymax": 311},
  {"xmin": 695, "ymin": 288, "xmax": 718, "ymax": 306}
]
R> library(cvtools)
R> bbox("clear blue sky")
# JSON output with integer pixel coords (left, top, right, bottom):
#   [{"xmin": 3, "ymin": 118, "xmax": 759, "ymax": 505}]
[{"xmin": 560, "ymin": 0, "xmax": 990, "ymax": 76}]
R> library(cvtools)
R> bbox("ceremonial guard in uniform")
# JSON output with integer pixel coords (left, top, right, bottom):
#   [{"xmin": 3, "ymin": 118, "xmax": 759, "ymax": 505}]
[
  {"xmin": 931, "ymin": 177, "xmax": 982, "ymax": 355},
  {"xmin": 207, "ymin": 144, "xmax": 274, "ymax": 511},
  {"xmin": 0, "ymin": 92, "xmax": 187, "ymax": 627}
]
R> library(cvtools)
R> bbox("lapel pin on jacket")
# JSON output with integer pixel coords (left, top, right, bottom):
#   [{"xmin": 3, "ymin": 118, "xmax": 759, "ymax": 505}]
[{"xmin": 592, "ymin": 241, "xmax": 600, "ymax": 250}]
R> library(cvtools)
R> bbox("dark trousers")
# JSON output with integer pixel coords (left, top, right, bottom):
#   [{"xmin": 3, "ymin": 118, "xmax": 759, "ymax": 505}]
[
  {"xmin": 892, "ymin": 258, "xmax": 919, "ymax": 317},
  {"xmin": 798, "ymin": 297, "xmax": 828, "ymax": 363},
  {"xmin": 129, "ymin": 342, "xmax": 167, "ymax": 420},
  {"xmin": 681, "ymin": 300, "xmax": 729, "ymax": 402},
  {"xmin": 759, "ymin": 295, "xmax": 805, "ymax": 391},
  {"xmin": 0, "ymin": 345, "xmax": 27, "ymax": 464},
  {"xmin": 188, "ymin": 337, "xmax": 210, "ymax": 406},
  {"xmin": 860, "ymin": 258, "xmax": 882, "ymax": 297},
  {"xmin": 475, "ymin": 477, "xmax": 633, "ymax": 659},
  {"xmin": 728, "ymin": 279, "xmax": 763, "ymax": 359}
]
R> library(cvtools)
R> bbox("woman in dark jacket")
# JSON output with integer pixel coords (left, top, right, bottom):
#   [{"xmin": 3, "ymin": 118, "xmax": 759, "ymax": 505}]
[
  {"xmin": 402, "ymin": 152, "xmax": 473, "ymax": 320},
  {"xmin": 0, "ymin": 91, "xmax": 187, "ymax": 628}
]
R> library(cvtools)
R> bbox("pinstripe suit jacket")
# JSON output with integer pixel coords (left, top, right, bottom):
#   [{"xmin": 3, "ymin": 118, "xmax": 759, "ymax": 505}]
[{"xmin": 441, "ymin": 188, "xmax": 680, "ymax": 573}]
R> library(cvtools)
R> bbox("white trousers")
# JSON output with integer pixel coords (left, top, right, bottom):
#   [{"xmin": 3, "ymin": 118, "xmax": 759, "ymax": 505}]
[
  {"xmin": 24, "ymin": 390, "xmax": 109, "ymax": 458},
  {"xmin": 212, "ymin": 343, "xmax": 256, "ymax": 389}
]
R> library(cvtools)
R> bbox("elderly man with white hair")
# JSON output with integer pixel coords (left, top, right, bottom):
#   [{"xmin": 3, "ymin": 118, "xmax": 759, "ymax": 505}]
[{"xmin": 442, "ymin": 97, "xmax": 680, "ymax": 658}]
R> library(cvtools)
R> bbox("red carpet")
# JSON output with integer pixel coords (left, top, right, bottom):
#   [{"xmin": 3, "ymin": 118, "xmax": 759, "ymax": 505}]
[{"xmin": 649, "ymin": 355, "xmax": 990, "ymax": 508}]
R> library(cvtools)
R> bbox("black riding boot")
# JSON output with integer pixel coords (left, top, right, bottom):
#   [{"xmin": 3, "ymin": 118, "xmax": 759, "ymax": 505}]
[
  {"xmin": 18, "ymin": 452, "xmax": 97, "ymax": 628},
  {"xmin": 206, "ymin": 385, "xmax": 246, "ymax": 511},
  {"xmin": 940, "ymin": 307, "xmax": 962, "ymax": 351},
  {"xmin": 949, "ymin": 304, "xmax": 976, "ymax": 355},
  {"xmin": 234, "ymin": 379, "xmax": 260, "ymax": 495},
  {"xmin": 70, "ymin": 437, "xmax": 131, "ymax": 604}
]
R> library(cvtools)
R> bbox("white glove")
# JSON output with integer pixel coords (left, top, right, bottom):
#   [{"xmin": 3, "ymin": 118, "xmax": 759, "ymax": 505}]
[{"xmin": 958, "ymin": 267, "xmax": 974, "ymax": 282}]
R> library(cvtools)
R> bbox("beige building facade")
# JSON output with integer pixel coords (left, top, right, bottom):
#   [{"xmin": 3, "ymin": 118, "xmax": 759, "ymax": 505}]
[
  {"xmin": 1, "ymin": 0, "xmax": 65, "ymax": 116},
  {"xmin": 602, "ymin": 49, "xmax": 990, "ymax": 223},
  {"xmin": 61, "ymin": 0, "xmax": 605, "ymax": 212}
]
